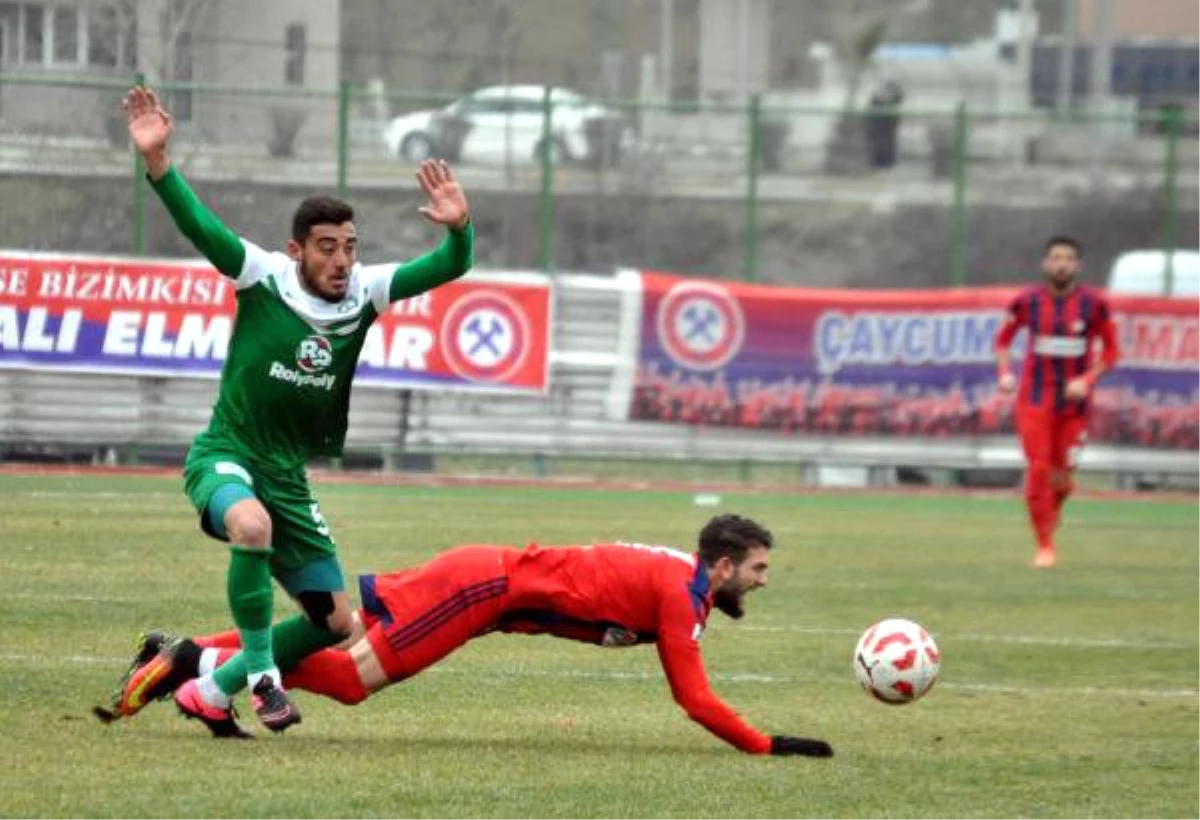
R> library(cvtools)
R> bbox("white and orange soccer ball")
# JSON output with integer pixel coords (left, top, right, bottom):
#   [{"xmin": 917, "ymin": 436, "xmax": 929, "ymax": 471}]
[{"xmin": 853, "ymin": 618, "xmax": 941, "ymax": 705}]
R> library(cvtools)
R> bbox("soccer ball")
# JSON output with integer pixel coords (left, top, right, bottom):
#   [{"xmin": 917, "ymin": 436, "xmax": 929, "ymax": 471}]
[{"xmin": 853, "ymin": 618, "xmax": 940, "ymax": 705}]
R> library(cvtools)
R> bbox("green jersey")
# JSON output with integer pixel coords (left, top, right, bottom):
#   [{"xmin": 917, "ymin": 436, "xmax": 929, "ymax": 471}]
[{"xmin": 151, "ymin": 168, "xmax": 474, "ymax": 470}]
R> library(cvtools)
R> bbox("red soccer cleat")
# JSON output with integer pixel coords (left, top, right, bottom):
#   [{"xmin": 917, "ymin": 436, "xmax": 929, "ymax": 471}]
[{"xmin": 174, "ymin": 679, "xmax": 252, "ymax": 739}]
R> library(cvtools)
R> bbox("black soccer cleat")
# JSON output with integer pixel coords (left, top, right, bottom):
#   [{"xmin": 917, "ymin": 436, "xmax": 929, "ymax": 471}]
[{"xmin": 251, "ymin": 677, "xmax": 302, "ymax": 733}]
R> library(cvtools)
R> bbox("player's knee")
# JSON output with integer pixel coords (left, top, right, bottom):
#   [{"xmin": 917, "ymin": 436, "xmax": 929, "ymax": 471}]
[
  {"xmin": 336, "ymin": 684, "xmax": 369, "ymax": 706},
  {"xmin": 326, "ymin": 605, "xmax": 356, "ymax": 639},
  {"xmin": 297, "ymin": 590, "xmax": 354, "ymax": 637},
  {"xmin": 226, "ymin": 502, "xmax": 272, "ymax": 548}
]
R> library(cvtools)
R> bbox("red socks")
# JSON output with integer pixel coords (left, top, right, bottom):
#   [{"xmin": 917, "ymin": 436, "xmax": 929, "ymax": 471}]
[
  {"xmin": 197, "ymin": 631, "xmax": 369, "ymax": 705},
  {"xmin": 1025, "ymin": 464, "xmax": 1056, "ymax": 551},
  {"xmin": 283, "ymin": 649, "xmax": 369, "ymax": 705},
  {"xmin": 194, "ymin": 629, "xmax": 242, "ymax": 649}
]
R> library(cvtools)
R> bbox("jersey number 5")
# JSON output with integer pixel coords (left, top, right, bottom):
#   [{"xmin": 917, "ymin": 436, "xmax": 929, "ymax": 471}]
[{"xmin": 309, "ymin": 502, "xmax": 331, "ymax": 538}]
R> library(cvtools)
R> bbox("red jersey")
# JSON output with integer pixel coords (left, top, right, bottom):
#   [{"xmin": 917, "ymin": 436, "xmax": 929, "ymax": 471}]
[
  {"xmin": 995, "ymin": 284, "xmax": 1118, "ymax": 414},
  {"xmin": 361, "ymin": 542, "xmax": 773, "ymax": 754},
  {"xmin": 501, "ymin": 542, "xmax": 771, "ymax": 754}
]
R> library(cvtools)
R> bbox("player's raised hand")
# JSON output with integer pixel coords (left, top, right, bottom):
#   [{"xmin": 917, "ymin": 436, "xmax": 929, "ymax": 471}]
[
  {"xmin": 416, "ymin": 159, "xmax": 470, "ymax": 230},
  {"xmin": 123, "ymin": 86, "xmax": 173, "ymax": 180},
  {"xmin": 769, "ymin": 735, "xmax": 834, "ymax": 758},
  {"xmin": 997, "ymin": 371, "xmax": 1017, "ymax": 394},
  {"xmin": 123, "ymin": 86, "xmax": 173, "ymax": 156}
]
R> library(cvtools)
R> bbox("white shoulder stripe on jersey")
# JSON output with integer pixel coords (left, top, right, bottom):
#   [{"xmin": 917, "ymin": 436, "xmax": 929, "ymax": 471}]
[
  {"xmin": 359, "ymin": 264, "xmax": 398, "ymax": 314},
  {"xmin": 239, "ymin": 243, "xmax": 382, "ymax": 329},
  {"xmin": 235, "ymin": 239, "xmax": 285, "ymax": 291},
  {"xmin": 613, "ymin": 542, "xmax": 694, "ymax": 566}
]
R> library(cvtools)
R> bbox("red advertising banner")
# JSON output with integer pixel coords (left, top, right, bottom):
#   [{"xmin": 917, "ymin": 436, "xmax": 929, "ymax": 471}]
[
  {"xmin": 0, "ymin": 251, "xmax": 551, "ymax": 394},
  {"xmin": 631, "ymin": 271, "xmax": 1198, "ymax": 449}
]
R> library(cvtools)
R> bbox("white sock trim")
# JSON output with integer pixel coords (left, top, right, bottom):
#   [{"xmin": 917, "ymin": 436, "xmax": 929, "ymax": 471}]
[
  {"xmin": 197, "ymin": 648, "xmax": 219, "ymax": 678},
  {"xmin": 247, "ymin": 668, "xmax": 283, "ymax": 691},
  {"xmin": 196, "ymin": 674, "xmax": 232, "ymax": 709}
]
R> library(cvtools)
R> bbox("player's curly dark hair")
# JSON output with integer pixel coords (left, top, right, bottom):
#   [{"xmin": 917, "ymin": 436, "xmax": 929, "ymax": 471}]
[
  {"xmin": 1044, "ymin": 234, "xmax": 1082, "ymax": 257},
  {"xmin": 292, "ymin": 195, "xmax": 354, "ymax": 242},
  {"xmin": 697, "ymin": 514, "xmax": 773, "ymax": 566}
]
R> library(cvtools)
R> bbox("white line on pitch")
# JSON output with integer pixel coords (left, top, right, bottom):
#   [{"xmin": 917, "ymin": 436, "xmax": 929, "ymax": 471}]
[
  {"xmin": 734, "ymin": 625, "xmax": 1192, "ymax": 650},
  {"xmin": 4, "ymin": 604, "xmax": 1192, "ymax": 651},
  {"xmin": 2, "ymin": 653, "xmax": 1195, "ymax": 701},
  {"xmin": 25, "ymin": 491, "xmax": 177, "ymax": 499},
  {"xmin": 441, "ymin": 667, "xmax": 1198, "ymax": 700}
]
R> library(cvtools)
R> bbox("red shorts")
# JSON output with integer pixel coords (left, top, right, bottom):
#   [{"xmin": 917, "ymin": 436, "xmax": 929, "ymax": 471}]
[
  {"xmin": 358, "ymin": 545, "xmax": 513, "ymax": 682},
  {"xmin": 1017, "ymin": 405, "xmax": 1089, "ymax": 470}
]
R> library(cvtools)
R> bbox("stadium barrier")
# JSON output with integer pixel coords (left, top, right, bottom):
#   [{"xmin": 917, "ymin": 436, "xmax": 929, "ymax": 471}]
[{"xmin": 0, "ymin": 253, "xmax": 1195, "ymax": 487}]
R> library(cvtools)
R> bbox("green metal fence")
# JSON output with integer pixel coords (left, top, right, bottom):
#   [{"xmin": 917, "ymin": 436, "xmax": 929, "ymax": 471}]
[{"xmin": 0, "ymin": 72, "xmax": 1195, "ymax": 289}]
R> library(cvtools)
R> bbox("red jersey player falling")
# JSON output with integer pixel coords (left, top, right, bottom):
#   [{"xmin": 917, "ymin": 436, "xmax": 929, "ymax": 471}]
[
  {"xmin": 994, "ymin": 235, "xmax": 1119, "ymax": 568},
  {"xmin": 99, "ymin": 514, "xmax": 833, "ymax": 758}
]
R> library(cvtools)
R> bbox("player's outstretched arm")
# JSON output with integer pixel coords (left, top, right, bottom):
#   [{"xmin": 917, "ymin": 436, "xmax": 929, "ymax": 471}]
[
  {"xmin": 656, "ymin": 635, "xmax": 833, "ymax": 757},
  {"xmin": 123, "ymin": 85, "xmax": 245, "ymax": 278},
  {"xmin": 387, "ymin": 160, "xmax": 474, "ymax": 302}
]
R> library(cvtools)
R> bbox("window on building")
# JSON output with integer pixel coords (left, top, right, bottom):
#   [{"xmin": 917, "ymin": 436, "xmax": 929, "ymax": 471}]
[
  {"xmin": 284, "ymin": 22, "xmax": 305, "ymax": 86},
  {"xmin": 5, "ymin": 3, "xmax": 133, "ymax": 68},
  {"xmin": 87, "ymin": 4, "xmax": 117, "ymax": 67},
  {"xmin": 22, "ymin": 3, "xmax": 42, "ymax": 63},
  {"xmin": 0, "ymin": 3, "xmax": 17, "ymax": 66},
  {"xmin": 172, "ymin": 28, "xmax": 193, "ymax": 121},
  {"xmin": 122, "ymin": 3, "xmax": 135, "ymax": 68},
  {"xmin": 51, "ymin": 4, "xmax": 78, "ymax": 63}
]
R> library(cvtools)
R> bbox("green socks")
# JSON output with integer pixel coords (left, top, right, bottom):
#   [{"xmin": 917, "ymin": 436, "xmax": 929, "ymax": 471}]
[
  {"xmin": 213, "ymin": 547, "xmax": 345, "ymax": 698},
  {"xmin": 216, "ymin": 546, "xmax": 274, "ymax": 696},
  {"xmin": 270, "ymin": 613, "xmax": 343, "ymax": 667}
]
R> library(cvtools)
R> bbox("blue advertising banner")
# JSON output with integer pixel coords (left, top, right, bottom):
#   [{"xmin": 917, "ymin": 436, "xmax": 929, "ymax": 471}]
[{"xmin": 631, "ymin": 272, "xmax": 1198, "ymax": 449}]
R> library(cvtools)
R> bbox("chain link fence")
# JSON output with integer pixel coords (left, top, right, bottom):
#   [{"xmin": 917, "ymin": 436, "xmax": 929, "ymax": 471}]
[{"xmin": 0, "ymin": 73, "xmax": 1194, "ymax": 288}]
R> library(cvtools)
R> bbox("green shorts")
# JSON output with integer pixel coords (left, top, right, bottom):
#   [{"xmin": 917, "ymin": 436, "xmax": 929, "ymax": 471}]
[{"xmin": 183, "ymin": 442, "xmax": 341, "ymax": 588}]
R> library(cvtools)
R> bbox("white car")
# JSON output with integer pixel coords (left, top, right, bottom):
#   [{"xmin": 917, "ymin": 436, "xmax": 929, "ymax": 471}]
[{"xmin": 382, "ymin": 85, "xmax": 629, "ymax": 168}]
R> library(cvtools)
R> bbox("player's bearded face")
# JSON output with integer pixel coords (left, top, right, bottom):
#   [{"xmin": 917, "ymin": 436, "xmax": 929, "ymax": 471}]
[
  {"xmin": 295, "ymin": 224, "xmax": 358, "ymax": 303},
  {"xmin": 713, "ymin": 582, "xmax": 747, "ymax": 619},
  {"xmin": 1042, "ymin": 245, "xmax": 1080, "ymax": 293},
  {"xmin": 713, "ymin": 546, "xmax": 770, "ymax": 620}
]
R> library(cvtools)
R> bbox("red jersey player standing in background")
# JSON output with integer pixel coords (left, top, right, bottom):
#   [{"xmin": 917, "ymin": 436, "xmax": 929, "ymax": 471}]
[
  {"xmin": 995, "ymin": 236, "xmax": 1119, "ymax": 568},
  {"xmin": 98, "ymin": 514, "xmax": 834, "ymax": 758}
]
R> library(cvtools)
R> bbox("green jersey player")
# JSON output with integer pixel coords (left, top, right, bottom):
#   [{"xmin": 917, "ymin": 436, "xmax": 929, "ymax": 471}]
[{"xmin": 121, "ymin": 85, "xmax": 473, "ymax": 735}]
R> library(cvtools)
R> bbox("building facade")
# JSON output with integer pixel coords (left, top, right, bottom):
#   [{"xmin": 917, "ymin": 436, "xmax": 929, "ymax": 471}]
[{"xmin": 0, "ymin": 0, "xmax": 340, "ymax": 146}]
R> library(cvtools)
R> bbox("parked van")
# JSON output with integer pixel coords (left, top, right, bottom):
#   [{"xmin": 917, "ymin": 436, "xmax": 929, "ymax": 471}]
[{"xmin": 1106, "ymin": 249, "xmax": 1200, "ymax": 297}]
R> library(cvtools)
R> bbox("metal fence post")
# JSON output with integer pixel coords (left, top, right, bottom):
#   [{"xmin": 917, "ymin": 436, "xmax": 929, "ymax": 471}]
[
  {"xmin": 132, "ymin": 72, "xmax": 146, "ymax": 255},
  {"xmin": 743, "ymin": 94, "xmax": 762, "ymax": 283},
  {"xmin": 950, "ymin": 102, "xmax": 969, "ymax": 287},
  {"xmin": 1162, "ymin": 106, "xmax": 1182, "ymax": 296},
  {"xmin": 336, "ymin": 80, "xmax": 350, "ymax": 198},
  {"xmin": 538, "ymin": 86, "xmax": 555, "ymax": 272}
]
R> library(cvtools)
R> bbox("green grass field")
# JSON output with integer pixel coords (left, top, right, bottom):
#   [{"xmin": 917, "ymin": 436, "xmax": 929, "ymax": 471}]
[{"xmin": 0, "ymin": 471, "xmax": 1196, "ymax": 818}]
